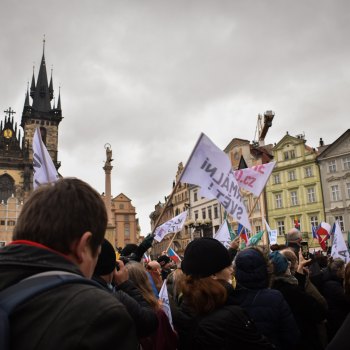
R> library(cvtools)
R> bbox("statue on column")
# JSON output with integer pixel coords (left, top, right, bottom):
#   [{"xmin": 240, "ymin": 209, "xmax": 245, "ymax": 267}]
[{"xmin": 104, "ymin": 143, "xmax": 113, "ymax": 166}]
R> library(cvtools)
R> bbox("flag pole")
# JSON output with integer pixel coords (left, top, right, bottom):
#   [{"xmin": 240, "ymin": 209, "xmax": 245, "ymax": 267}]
[{"xmin": 165, "ymin": 232, "xmax": 178, "ymax": 252}]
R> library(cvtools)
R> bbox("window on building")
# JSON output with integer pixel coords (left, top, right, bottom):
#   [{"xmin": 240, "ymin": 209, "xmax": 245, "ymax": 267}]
[
  {"xmin": 255, "ymin": 225, "xmax": 261, "ymax": 233},
  {"xmin": 290, "ymin": 150, "xmax": 295, "ymax": 159},
  {"xmin": 208, "ymin": 207, "xmax": 212, "ymax": 220},
  {"xmin": 202, "ymin": 208, "xmax": 206, "ymax": 220},
  {"xmin": 213, "ymin": 205, "xmax": 219, "ymax": 219},
  {"xmin": 124, "ymin": 223, "xmax": 130, "ymax": 238},
  {"xmin": 277, "ymin": 220, "xmax": 285, "ymax": 236},
  {"xmin": 284, "ymin": 151, "xmax": 289, "ymax": 160},
  {"xmin": 273, "ymin": 174, "xmax": 281, "ymax": 184},
  {"xmin": 305, "ymin": 166, "xmax": 313, "ymax": 177},
  {"xmin": 343, "ymin": 156, "xmax": 350, "ymax": 170},
  {"xmin": 254, "ymin": 199, "xmax": 261, "ymax": 212},
  {"xmin": 124, "ymin": 214, "xmax": 129, "ymax": 222},
  {"xmin": 347, "ymin": 183, "xmax": 350, "ymax": 198},
  {"xmin": 119, "ymin": 204, "xmax": 124, "ymax": 209},
  {"xmin": 7, "ymin": 220, "xmax": 15, "ymax": 226},
  {"xmin": 193, "ymin": 191, "xmax": 198, "ymax": 202},
  {"xmin": 331, "ymin": 185, "xmax": 340, "ymax": 201},
  {"xmin": 307, "ymin": 187, "xmax": 316, "ymax": 203},
  {"xmin": 275, "ymin": 193, "xmax": 283, "ymax": 209},
  {"xmin": 194, "ymin": 210, "xmax": 199, "ymax": 220},
  {"xmin": 290, "ymin": 191, "xmax": 298, "ymax": 206},
  {"xmin": 328, "ymin": 160, "xmax": 337, "ymax": 173},
  {"xmin": 0, "ymin": 220, "xmax": 5, "ymax": 226},
  {"xmin": 288, "ymin": 170, "xmax": 296, "ymax": 181},
  {"xmin": 310, "ymin": 216, "xmax": 318, "ymax": 231},
  {"xmin": 335, "ymin": 216, "xmax": 344, "ymax": 232},
  {"xmin": 0, "ymin": 174, "xmax": 15, "ymax": 204}
]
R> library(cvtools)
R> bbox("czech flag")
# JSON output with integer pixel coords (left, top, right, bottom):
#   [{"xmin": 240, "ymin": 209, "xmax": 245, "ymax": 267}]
[
  {"xmin": 167, "ymin": 247, "xmax": 181, "ymax": 263},
  {"xmin": 238, "ymin": 223, "xmax": 249, "ymax": 244},
  {"xmin": 294, "ymin": 216, "xmax": 300, "ymax": 230},
  {"xmin": 316, "ymin": 222, "xmax": 331, "ymax": 251}
]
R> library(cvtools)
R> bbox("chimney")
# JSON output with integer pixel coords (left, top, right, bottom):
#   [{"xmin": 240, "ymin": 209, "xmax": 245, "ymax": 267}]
[{"xmin": 319, "ymin": 138, "xmax": 324, "ymax": 147}]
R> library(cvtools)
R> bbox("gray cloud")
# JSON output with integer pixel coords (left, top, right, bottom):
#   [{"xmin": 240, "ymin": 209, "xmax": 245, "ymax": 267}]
[{"xmin": 1, "ymin": 0, "xmax": 349, "ymax": 233}]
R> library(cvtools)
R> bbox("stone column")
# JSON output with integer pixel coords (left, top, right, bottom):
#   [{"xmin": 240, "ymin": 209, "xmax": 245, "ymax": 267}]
[{"xmin": 103, "ymin": 144, "xmax": 116, "ymax": 247}]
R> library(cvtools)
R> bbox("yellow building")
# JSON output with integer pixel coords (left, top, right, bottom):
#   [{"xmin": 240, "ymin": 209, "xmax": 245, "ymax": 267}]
[
  {"xmin": 265, "ymin": 133, "xmax": 325, "ymax": 246},
  {"xmin": 112, "ymin": 193, "xmax": 140, "ymax": 250}
]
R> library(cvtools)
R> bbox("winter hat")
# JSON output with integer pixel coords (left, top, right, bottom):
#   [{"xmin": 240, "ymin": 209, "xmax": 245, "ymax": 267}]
[
  {"xmin": 157, "ymin": 255, "xmax": 171, "ymax": 267},
  {"xmin": 181, "ymin": 237, "xmax": 231, "ymax": 278},
  {"xmin": 234, "ymin": 248, "xmax": 268, "ymax": 289},
  {"xmin": 269, "ymin": 251, "xmax": 289, "ymax": 275},
  {"xmin": 94, "ymin": 239, "xmax": 116, "ymax": 276},
  {"xmin": 120, "ymin": 243, "xmax": 138, "ymax": 257}
]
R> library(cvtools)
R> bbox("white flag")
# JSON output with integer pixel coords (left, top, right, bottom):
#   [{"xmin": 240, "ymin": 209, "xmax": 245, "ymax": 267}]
[
  {"xmin": 331, "ymin": 221, "xmax": 350, "ymax": 263},
  {"xmin": 180, "ymin": 133, "xmax": 251, "ymax": 231},
  {"xmin": 159, "ymin": 280, "xmax": 174, "ymax": 329},
  {"xmin": 262, "ymin": 218, "xmax": 278, "ymax": 245},
  {"xmin": 33, "ymin": 128, "xmax": 59, "ymax": 189},
  {"xmin": 214, "ymin": 221, "xmax": 232, "ymax": 248},
  {"xmin": 234, "ymin": 162, "xmax": 276, "ymax": 197},
  {"xmin": 154, "ymin": 210, "xmax": 188, "ymax": 242}
]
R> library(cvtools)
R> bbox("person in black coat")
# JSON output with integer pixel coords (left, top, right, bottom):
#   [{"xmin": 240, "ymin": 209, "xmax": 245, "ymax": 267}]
[
  {"xmin": 270, "ymin": 251, "xmax": 327, "ymax": 350},
  {"xmin": 0, "ymin": 178, "xmax": 137, "ymax": 350},
  {"xmin": 173, "ymin": 237, "xmax": 274, "ymax": 350},
  {"xmin": 320, "ymin": 258, "xmax": 350, "ymax": 341},
  {"xmin": 232, "ymin": 247, "xmax": 300, "ymax": 349},
  {"xmin": 93, "ymin": 239, "xmax": 158, "ymax": 339}
]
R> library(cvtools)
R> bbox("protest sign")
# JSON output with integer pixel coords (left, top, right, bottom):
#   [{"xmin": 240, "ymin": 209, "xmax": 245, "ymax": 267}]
[
  {"xmin": 331, "ymin": 221, "xmax": 350, "ymax": 263},
  {"xmin": 154, "ymin": 210, "xmax": 188, "ymax": 242},
  {"xmin": 180, "ymin": 133, "xmax": 251, "ymax": 231}
]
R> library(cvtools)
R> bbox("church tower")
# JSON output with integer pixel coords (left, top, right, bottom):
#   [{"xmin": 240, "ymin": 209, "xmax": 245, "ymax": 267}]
[
  {"xmin": 0, "ymin": 39, "xmax": 62, "ymax": 205},
  {"xmin": 21, "ymin": 38, "xmax": 63, "ymax": 169}
]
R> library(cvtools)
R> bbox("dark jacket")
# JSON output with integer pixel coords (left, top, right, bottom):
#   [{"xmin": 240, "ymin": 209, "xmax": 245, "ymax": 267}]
[
  {"xmin": 0, "ymin": 243, "xmax": 137, "ymax": 350},
  {"xmin": 232, "ymin": 284, "xmax": 299, "ymax": 349},
  {"xmin": 93, "ymin": 276, "xmax": 158, "ymax": 338},
  {"xmin": 320, "ymin": 269, "xmax": 350, "ymax": 340},
  {"xmin": 173, "ymin": 281, "xmax": 274, "ymax": 350},
  {"xmin": 272, "ymin": 275, "xmax": 327, "ymax": 350}
]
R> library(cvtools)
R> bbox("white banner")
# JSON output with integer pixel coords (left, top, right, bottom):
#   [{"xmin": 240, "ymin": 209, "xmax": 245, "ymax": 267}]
[
  {"xmin": 234, "ymin": 162, "xmax": 276, "ymax": 197},
  {"xmin": 33, "ymin": 128, "xmax": 59, "ymax": 189},
  {"xmin": 154, "ymin": 210, "xmax": 188, "ymax": 242},
  {"xmin": 180, "ymin": 133, "xmax": 251, "ymax": 231},
  {"xmin": 331, "ymin": 221, "xmax": 350, "ymax": 263},
  {"xmin": 262, "ymin": 218, "xmax": 278, "ymax": 245},
  {"xmin": 214, "ymin": 221, "xmax": 232, "ymax": 248},
  {"xmin": 159, "ymin": 280, "xmax": 174, "ymax": 329}
]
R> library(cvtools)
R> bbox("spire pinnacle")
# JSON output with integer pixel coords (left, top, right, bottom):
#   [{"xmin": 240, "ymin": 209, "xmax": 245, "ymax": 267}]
[
  {"xmin": 57, "ymin": 86, "xmax": 61, "ymax": 110},
  {"xmin": 30, "ymin": 65, "xmax": 36, "ymax": 98},
  {"xmin": 24, "ymin": 84, "xmax": 30, "ymax": 107},
  {"xmin": 49, "ymin": 65, "xmax": 54, "ymax": 100}
]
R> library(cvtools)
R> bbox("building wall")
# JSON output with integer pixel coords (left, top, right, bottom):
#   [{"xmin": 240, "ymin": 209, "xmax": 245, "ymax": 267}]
[
  {"xmin": 318, "ymin": 129, "xmax": 350, "ymax": 236},
  {"xmin": 112, "ymin": 193, "xmax": 138, "ymax": 250},
  {"xmin": 266, "ymin": 134, "xmax": 325, "ymax": 246},
  {"xmin": 0, "ymin": 195, "xmax": 23, "ymax": 245}
]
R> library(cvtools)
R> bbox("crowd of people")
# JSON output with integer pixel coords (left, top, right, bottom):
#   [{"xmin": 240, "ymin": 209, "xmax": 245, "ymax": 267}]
[{"xmin": 0, "ymin": 177, "xmax": 350, "ymax": 349}]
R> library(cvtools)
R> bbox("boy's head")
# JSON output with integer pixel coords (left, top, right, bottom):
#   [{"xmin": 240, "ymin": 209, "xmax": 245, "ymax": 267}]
[{"xmin": 14, "ymin": 178, "xmax": 107, "ymax": 259}]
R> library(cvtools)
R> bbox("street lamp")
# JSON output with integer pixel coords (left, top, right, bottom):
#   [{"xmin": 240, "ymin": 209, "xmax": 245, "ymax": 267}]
[{"xmin": 187, "ymin": 219, "xmax": 212, "ymax": 239}]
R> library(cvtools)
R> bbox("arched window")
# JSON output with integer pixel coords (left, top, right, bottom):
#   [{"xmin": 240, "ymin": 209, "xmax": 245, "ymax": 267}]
[
  {"xmin": 0, "ymin": 174, "xmax": 15, "ymax": 203},
  {"xmin": 40, "ymin": 127, "xmax": 47, "ymax": 145}
]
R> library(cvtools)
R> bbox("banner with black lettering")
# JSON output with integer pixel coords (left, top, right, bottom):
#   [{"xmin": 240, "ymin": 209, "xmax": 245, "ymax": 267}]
[{"xmin": 180, "ymin": 133, "xmax": 251, "ymax": 231}]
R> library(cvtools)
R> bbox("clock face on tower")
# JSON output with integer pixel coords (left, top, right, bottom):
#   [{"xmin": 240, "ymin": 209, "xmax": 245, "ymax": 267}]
[{"xmin": 3, "ymin": 129, "xmax": 13, "ymax": 139}]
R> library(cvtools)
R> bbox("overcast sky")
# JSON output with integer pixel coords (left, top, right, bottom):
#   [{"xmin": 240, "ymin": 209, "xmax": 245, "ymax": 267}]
[{"xmin": 1, "ymin": 0, "xmax": 349, "ymax": 234}]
